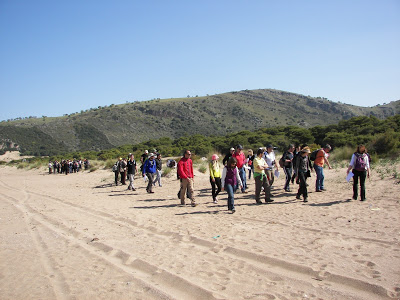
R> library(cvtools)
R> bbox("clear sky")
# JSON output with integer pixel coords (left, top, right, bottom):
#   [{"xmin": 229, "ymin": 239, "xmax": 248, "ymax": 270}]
[{"xmin": 1, "ymin": 0, "xmax": 399, "ymax": 121}]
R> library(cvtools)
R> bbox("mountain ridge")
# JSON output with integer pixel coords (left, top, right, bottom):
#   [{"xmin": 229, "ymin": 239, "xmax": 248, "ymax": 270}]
[{"xmin": 1, "ymin": 89, "xmax": 399, "ymax": 155}]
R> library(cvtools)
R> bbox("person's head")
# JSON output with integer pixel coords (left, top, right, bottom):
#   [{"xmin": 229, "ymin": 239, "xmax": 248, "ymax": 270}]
[
  {"xmin": 257, "ymin": 148, "xmax": 264, "ymax": 157},
  {"xmin": 157, "ymin": 153, "xmax": 161, "ymax": 158},
  {"xmin": 144, "ymin": 150, "xmax": 148, "ymax": 154},
  {"xmin": 248, "ymin": 149, "xmax": 253, "ymax": 156},
  {"xmin": 129, "ymin": 154, "xmax": 134, "ymax": 159},
  {"xmin": 236, "ymin": 145, "xmax": 243, "ymax": 153},
  {"xmin": 356, "ymin": 144, "xmax": 366, "ymax": 154},
  {"xmin": 229, "ymin": 147, "xmax": 235, "ymax": 153},
  {"xmin": 227, "ymin": 157, "xmax": 237, "ymax": 168},
  {"xmin": 266, "ymin": 144, "xmax": 273, "ymax": 153},
  {"xmin": 323, "ymin": 144, "xmax": 332, "ymax": 153},
  {"xmin": 301, "ymin": 146, "xmax": 311, "ymax": 156},
  {"xmin": 183, "ymin": 149, "xmax": 192, "ymax": 158},
  {"xmin": 288, "ymin": 144, "xmax": 295, "ymax": 152},
  {"xmin": 211, "ymin": 154, "xmax": 219, "ymax": 161},
  {"xmin": 119, "ymin": 157, "xmax": 122, "ymax": 161}
]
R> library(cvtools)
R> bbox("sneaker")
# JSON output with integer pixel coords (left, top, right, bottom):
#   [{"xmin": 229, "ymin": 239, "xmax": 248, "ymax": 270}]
[
  {"xmin": 265, "ymin": 199, "xmax": 274, "ymax": 203},
  {"xmin": 213, "ymin": 200, "xmax": 218, "ymax": 204},
  {"xmin": 303, "ymin": 198, "xmax": 308, "ymax": 203},
  {"xmin": 296, "ymin": 195, "xmax": 301, "ymax": 200},
  {"xmin": 132, "ymin": 188, "xmax": 136, "ymax": 191},
  {"xmin": 191, "ymin": 203, "xmax": 197, "ymax": 207},
  {"xmin": 231, "ymin": 208, "xmax": 236, "ymax": 213}
]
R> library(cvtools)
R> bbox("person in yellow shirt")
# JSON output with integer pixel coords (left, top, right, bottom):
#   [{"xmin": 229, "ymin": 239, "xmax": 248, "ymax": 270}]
[
  {"xmin": 253, "ymin": 148, "xmax": 274, "ymax": 204},
  {"xmin": 209, "ymin": 154, "xmax": 222, "ymax": 204}
]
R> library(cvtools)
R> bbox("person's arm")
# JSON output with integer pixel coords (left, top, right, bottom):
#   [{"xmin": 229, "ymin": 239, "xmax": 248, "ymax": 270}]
[
  {"xmin": 346, "ymin": 154, "xmax": 355, "ymax": 174},
  {"xmin": 235, "ymin": 167, "xmax": 243, "ymax": 188},
  {"xmin": 221, "ymin": 167, "xmax": 226, "ymax": 190}
]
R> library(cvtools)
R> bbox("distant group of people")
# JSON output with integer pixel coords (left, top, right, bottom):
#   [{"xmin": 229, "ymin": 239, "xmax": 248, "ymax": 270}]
[
  {"xmin": 107, "ymin": 142, "xmax": 370, "ymax": 213},
  {"xmin": 48, "ymin": 159, "xmax": 90, "ymax": 175},
  {"xmin": 112, "ymin": 151, "xmax": 163, "ymax": 193}
]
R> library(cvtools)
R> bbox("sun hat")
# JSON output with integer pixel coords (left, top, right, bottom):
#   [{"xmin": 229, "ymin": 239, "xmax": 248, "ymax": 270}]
[
  {"xmin": 230, "ymin": 147, "xmax": 235, "ymax": 151},
  {"xmin": 301, "ymin": 146, "xmax": 311, "ymax": 153},
  {"xmin": 211, "ymin": 154, "xmax": 219, "ymax": 160}
]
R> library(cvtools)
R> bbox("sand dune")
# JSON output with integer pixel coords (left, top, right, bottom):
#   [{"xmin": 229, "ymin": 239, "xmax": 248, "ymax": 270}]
[{"xmin": 0, "ymin": 162, "xmax": 399, "ymax": 299}]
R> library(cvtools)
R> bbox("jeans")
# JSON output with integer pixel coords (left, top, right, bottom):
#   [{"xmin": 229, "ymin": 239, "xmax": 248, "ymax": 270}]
[
  {"xmin": 225, "ymin": 184, "xmax": 235, "ymax": 210},
  {"xmin": 153, "ymin": 169, "xmax": 162, "ymax": 186},
  {"xmin": 238, "ymin": 167, "xmax": 246, "ymax": 192},
  {"xmin": 352, "ymin": 169, "xmax": 367, "ymax": 200},
  {"xmin": 283, "ymin": 166, "xmax": 293, "ymax": 190},
  {"xmin": 314, "ymin": 165, "xmax": 324, "ymax": 191}
]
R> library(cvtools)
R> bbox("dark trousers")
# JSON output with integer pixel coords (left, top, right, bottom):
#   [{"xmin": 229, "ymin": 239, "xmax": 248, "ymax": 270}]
[
  {"xmin": 120, "ymin": 172, "xmax": 126, "ymax": 184},
  {"xmin": 210, "ymin": 177, "xmax": 222, "ymax": 201},
  {"xmin": 352, "ymin": 169, "xmax": 367, "ymax": 200},
  {"xmin": 284, "ymin": 166, "xmax": 293, "ymax": 190},
  {"xmin": 297, "ymin": 171, "xmax": 308, "ymax": 199},
  {"xmin": 255, "ymin": 174, "xmax": 271, "ymax": 202},
  {"xmin": 114, "ymin": 171, "xmax": 119, "ymax": 185},
  {"xmin": 146, "ymin": 172, "xmax": 155, "ymax": 192}
]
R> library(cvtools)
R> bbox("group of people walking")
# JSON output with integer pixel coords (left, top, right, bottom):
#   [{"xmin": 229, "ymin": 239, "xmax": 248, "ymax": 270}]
[
  {"xmin": 48, "ymin": 159, "xmax": 90, "ymax": 175},
  {"xmin": 109, "ymin": 143, "xmax": 370, "ymax": 213},
  {"xmin": 113, "ymin": 151, "xmax": 163, "ymax": 193}
]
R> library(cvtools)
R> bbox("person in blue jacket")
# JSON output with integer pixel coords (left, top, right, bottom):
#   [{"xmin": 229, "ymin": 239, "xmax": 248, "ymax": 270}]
[{"xmin": 142, "ymin": 153, "xmax": 157, "ymax": 193}]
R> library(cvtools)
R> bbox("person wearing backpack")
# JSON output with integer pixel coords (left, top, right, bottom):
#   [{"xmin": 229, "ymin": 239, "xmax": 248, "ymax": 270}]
[
  {"xmin": 264, "ymin": 144, "xmax": 279, "ymax": 189},
  {"xmin": 346, "ymin": 144, "xmax": 370, "ymax": 201},
  {"xmin": 313, "ymin": 144, "xmax": 332, "ymax": 192}
]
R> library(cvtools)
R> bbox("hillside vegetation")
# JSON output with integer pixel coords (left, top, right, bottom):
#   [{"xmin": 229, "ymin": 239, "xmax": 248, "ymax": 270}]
[{"xmin": 1, "ymin": 89, "xmax": 399, "ymax": 156}]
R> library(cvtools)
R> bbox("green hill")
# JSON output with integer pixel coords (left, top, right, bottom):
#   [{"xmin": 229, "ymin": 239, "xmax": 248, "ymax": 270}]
[{"xmin": 1, "ymin": 89, "xmax": 399, "ymax": 155}]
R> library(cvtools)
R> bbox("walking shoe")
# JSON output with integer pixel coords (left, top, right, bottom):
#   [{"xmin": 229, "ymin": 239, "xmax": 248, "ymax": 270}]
[
  {"xmin": 242, "ymin": 190, "xmax": 248, "ymax": 194},
  {"xmin": 231, "ymin": 208, "xmax": 236, "ymax": 213},
  {"xmin": 296, "ymin": 194, "xmax": 301, "ymax": 200},
  {"xmin": 191, "ymin": 202, "xmax": 197, "ymax": 207},
  {"xmin": 132, "ymin": 188, "xmax": 136, "ymax": 191},
  {"xmin": 213, "ymin": 200, "xmax": 218, "ymax": 204},
  {"xmin": 316, "ymin": 190, "xmax": 323, "ymax": 192},
  {"xmin": 321, "ymin": 188, "xmax": 327, "ymax": 191},
  {"xmin": 265, "ymin": 199, "xmax": 274, "ymax": 203},
  {"xmin": 303, "ymin": 197, "xmax": 308, "ymax": 203},
  {"xmin": 352, "ymin": 196, "xmax": 357, "ymax": 200},
  {"xmin": 256, "ymin": 200, "xmax": 262, "ymax": 204},
  {"xmin": 360, "ymin": 198, "xmax": 366, "ymax": 201}
]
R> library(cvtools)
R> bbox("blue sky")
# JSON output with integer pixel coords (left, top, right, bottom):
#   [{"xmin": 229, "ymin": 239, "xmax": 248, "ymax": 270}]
[{"xmin": 1, "ymin": 0, "xmax": 399, "ymax": 121}]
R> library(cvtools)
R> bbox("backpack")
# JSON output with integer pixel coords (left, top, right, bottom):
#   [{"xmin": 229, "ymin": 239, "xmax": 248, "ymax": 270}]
[
  {"xmin": 354, "ymin": 153, "xmax": 367, "ymax": 171},
  {"xmin": 310, "ymin": 149, "xmax": 321, "ymax": 161},
  {"xmin": 279, "ymin": 156, "xmax": 284, "ymax": 168},
  {"xmin": 112, "ymin": 164, "xmax": 118, "ymax": 172}
]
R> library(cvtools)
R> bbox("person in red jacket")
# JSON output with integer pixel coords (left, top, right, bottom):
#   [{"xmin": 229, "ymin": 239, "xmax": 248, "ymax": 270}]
[
  {"xmin": 177, "ymin": 150, "xmax": 197, "ymax": 207},
  {"xmin": 232, "ymin": 145, "xmax": 248, "ymax": 193}
]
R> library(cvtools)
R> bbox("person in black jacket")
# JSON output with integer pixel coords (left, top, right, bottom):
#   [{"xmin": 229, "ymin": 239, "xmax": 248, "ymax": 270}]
[
  {"xmin": 282, "ymin": 144, "xmax": 295, "ymax": 192},
  {"xmin": 222, "ymin": 148, "xmax": 235, "ymax": 166},
  {"xmin": 127, "ymin": 154, "xmax": 137, "ymax": 191}
]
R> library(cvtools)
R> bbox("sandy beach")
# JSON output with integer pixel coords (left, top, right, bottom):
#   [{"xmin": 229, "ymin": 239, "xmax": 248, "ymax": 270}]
[{"xmin": 0, "ymin": 157, "xmax": 399, "ymax": 299}]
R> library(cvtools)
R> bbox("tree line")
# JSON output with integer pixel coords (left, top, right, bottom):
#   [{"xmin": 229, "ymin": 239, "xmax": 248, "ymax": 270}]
[{"xmin": 16, "ymin": 115, "xmax": 400, "ymax": 164}]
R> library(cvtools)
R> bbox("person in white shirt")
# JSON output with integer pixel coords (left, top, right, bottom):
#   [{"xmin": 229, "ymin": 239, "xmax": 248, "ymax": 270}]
[
  {"xmin": 346, "ymin": 144, "xmax": 370, "ymax": 201},
  {"xmin": 263, "ymin": 144, "xmax": 279, "ymax": 188}
]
